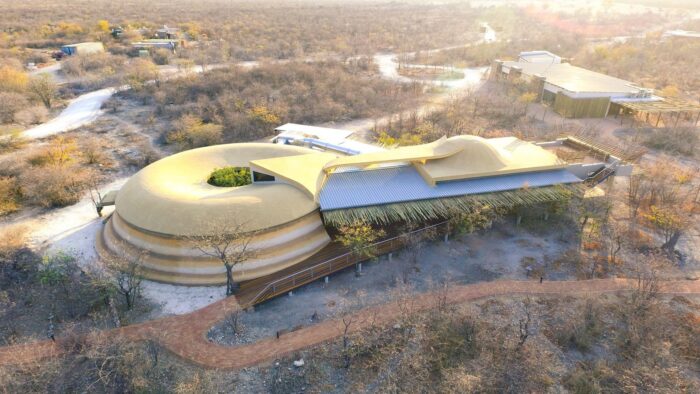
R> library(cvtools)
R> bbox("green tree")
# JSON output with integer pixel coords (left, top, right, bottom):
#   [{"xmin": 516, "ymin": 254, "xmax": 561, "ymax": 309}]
[{"xmin": 337, "ymin": 220, "xmax": 385, "ymax": 260}]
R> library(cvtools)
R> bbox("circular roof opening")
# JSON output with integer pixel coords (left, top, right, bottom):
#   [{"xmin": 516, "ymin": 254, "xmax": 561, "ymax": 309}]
[{"xmin": 207, "ymin": 166, "xmax": 252, "ymax": 187}]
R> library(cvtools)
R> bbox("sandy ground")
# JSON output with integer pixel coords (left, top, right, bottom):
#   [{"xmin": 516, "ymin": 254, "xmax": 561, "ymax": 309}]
[
  {"xmin": 209, "ymin": 221, "xmax": 574, "ymax": 345},
  {"xmin": 21, "ymin": 87, "xmax": 119, "ymax": 139}
]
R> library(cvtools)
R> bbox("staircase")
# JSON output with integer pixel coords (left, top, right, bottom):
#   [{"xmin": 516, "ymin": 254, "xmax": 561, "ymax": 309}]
[{"xmin": 585, "ymin": 161, "xmax": 618, "ymax": 187}]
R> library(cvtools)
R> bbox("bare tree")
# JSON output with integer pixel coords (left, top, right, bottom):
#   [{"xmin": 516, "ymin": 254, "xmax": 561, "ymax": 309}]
[
  {"xmin": 517, "ymin": 298, "xmax": 532, "ymax": 348},
  {"xmin": 114, "ymin": 259, "xmax": 143, "ymax": 310},
  {"xmin": 642, "ymin": 162, "xmax": 697, "ymax": 253},
  {"xmin": 341, "ymin": 315, "xmax": 354, "ymax": 369},
  {"xmin": 102, "ymin": 251, "xmax": 143, "ymax": 311},
  {"xmin": 399, "ymin": 224, "xmax": 435, "ymax": 283},
  {"xmin": 626, "ymin": 173, "xmax": 649, "ymax": 225},
  {"xmin": 28, "ymin": 74, "xmax": 57, "ymax": 109},
  {"xmin": 188, "ymin": 222, "xmax": 257, "ymax": 296},
  {"xmin": 224, "ymin": 310, "xmax": 245, "ymax": 337}
]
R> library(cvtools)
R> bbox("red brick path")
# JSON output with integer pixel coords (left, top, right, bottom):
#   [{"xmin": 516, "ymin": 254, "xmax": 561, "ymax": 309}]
[{"xmin": 1, "ymin": 278, "xmax": 698, "ymax": 370}]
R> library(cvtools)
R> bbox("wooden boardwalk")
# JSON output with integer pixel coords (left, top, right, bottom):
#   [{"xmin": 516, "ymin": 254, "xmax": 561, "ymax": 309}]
[
  {"xmin": 236, "ymin": 241, "xmax": 349, "ymax": 306},
  {"xmin": 237, "ymin": 221, "xmax": 449, "ymax": 307}
]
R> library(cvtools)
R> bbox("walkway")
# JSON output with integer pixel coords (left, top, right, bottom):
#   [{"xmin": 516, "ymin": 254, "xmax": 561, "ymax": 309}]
[{"xmin": 1, "ymin": 278, "xmax": 699, "ymax": 370}]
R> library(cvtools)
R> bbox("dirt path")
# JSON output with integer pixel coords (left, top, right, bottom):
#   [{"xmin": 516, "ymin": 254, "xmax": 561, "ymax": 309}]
[{"xmin": 1, "ymin": 278, "xmax": 698, "ymax": 370}]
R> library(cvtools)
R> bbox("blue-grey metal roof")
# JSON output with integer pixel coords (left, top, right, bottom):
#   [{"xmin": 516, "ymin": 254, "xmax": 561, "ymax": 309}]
[{"xmin": 319, "ymin": 166, "xmax": 582, "ymax": 211}]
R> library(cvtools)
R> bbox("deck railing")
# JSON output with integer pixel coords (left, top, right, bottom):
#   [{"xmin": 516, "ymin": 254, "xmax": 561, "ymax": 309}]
[{"xmin": 245, "ymin": 220, "xmax": 449, "ymax": 306}]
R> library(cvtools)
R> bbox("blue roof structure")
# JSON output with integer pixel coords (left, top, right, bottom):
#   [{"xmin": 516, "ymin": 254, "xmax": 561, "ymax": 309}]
[{"xmin": 319, "ymin": 166, "xmax": 582, "ymax": 211}]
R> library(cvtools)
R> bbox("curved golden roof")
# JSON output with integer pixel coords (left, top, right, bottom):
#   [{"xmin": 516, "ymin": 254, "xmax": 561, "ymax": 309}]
[
  {"xmin": 315, "ymin": 135, "xmax": 564, "ymax": 187},
  {"xmin": 417, "ymin": 136, "xmax": 565, "ymax": 185},
  {"xmin": 115, "ymin": 143, "xmax": 320, "ymax": 236},
  {"xmin": 115, "ymin": 135, "xmax": 564, "ymax": 237}
]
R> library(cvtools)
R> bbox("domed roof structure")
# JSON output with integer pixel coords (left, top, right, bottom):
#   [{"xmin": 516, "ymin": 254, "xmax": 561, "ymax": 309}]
[
  {"xmin": 116, "ymin": 143, "xmax": 321, "ymax": 236},
  {"xmin": 98, "ymin": 143, "xmax": 332, "ymax": 285}
]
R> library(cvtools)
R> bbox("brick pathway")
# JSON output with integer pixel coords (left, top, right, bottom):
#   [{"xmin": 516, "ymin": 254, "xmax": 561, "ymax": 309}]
[{"xmin": 1, "ymin": 278, "xmax": 698, "ymax": 370}]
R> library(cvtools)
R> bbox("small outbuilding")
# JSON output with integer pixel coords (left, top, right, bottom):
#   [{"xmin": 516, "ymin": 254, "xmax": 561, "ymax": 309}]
[
  {"xmin": 60, "ymin": 42, "xmax": 105, "ymax": 56},
  {"xmin": 155, "ymin": 26, "xmax": 180, "ymax": 39},
  {"xmin": 132, "ymin": 39, "xmax": 181, "ymax": 52}
]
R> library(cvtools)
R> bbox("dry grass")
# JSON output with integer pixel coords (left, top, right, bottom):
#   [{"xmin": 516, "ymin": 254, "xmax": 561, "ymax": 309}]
[{"xmin": 0, "ymin": 225, "xmax": 27, "ymax": 258}]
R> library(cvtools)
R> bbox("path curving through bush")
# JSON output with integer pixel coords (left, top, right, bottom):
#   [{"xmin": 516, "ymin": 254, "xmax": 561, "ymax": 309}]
[{"xmin": 1, "ymin": 278, "xmax": 699, "ymax": 370}]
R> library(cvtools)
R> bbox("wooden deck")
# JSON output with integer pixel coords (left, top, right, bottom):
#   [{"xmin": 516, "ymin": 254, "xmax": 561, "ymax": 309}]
[
  {"xmin": 236, "ymin": 221, "xmax": 449, "ymax": 307},
  {"xmin": 236, "ymin": 241, "xmax": 349, "ymax": 307}
]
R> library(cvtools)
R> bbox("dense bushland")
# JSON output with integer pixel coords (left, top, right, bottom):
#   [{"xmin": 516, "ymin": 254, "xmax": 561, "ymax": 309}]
[{"xmin": 134, "ymin": 60, "xmax": 424, "ymax": 147}]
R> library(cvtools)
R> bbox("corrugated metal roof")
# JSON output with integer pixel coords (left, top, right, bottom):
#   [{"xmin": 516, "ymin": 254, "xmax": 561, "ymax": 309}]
[
  {"xmin": 274, "ymin": 123, "xmax": 354, "ymax": 144},
  {"xmin": 319, "ymin": 166, "xmax": 582, "ymax": 211}
]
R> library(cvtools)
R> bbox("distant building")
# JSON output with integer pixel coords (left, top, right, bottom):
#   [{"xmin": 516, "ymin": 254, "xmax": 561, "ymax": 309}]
[
  {"xmin": 131, "ymin": 39, "xmax": 182, "ymax": 52},
  {"xmin": 155, "ymin": 26, "xmax": 180, "ymax": 39},
  {"xmin": 663, "ymin": 30, "xmax": 700, "ymax": 39},
  {"xmin": 111, "ymin": 26, "xmax": 124, "ymax": 39},
  {"xmin": 491, "ymin": 51, "xmax": 659, "ymax": 118},
  {"xmin": 60, "ymin": 42, "xmax": 105, "ymax": 56}
]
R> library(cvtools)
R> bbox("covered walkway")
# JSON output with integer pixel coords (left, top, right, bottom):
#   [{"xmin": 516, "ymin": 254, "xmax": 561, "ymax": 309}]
[{"xmin": 615, "ymin": 97, "xmax": 700, "ymax": 128}]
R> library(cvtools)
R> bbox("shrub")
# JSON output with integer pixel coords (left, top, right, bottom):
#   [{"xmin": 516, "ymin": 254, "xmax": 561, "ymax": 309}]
[
  {"xmin": 0, "ymin": 226, "xmax": 27, "ymax": 259},
  {"xmin": 62, "ymin": 53, "xmax": 122, "ymax": 77},
  {"xmin": 0, "ymin": 176, "xmax": 20, "ymax": 215},
  {"xmin": 123, "ymin": 58, "xmax": 158, "ymax": 90},
  {"xmin": 166, "ymin": 115, "xmax": 223, "ymax": 150},
  {"xmin": 0, "ymin": 66, "xmax": 28, "ymax": 93},
  {"xmin": 207, "ymin": 167, "xmax": 251, "ymax": 187},
  {"xmin": 80, "ymin": 137, "xmax": 109, "ymax": 165},
  {"xmin": 0, "ymin": 92, "xmax": 29, "ymax": 123},
  {"xmin": 125, "ymin": 142, "xmax": 160, "ymax": 169},
  {"xmin": 38, "ymin": 251, "xmax": 75, "ymax": 286},
  {"xmin": 26, "ymin": 137, "xmax": 78, "ymax": 167},
  {"xmin": 14, "ymin": 105, "xmax": 48, "ymax": 125},
  {"xmin": 0, "ymin": 128, "xmax": 26, "ymax": 153},
  {"xmin": 20, "ymin": 165, "xmax": 90, "ymax": 207},
  {"xmin": 643, "ymin": 127, "xmax": 698, "ymax": 157},
  {"xmin": 151, "ymin": 48, "xmax": 171, "ymax": 65}
]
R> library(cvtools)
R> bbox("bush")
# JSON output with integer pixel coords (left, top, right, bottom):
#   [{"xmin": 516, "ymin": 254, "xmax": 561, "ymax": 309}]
[
  {"xmin": 0, "ymin": 176, "xmax": 20, "ymax": 215},
  {"xmin": 62, "ymin": 53, "xmax": 123, "ymax": 77},
  {"xmin": 144, "ymin": 61, "xmax": 423, "ymax": 144},
  {"xmin": 26, "ymin": 137, "xmax": 78, "ymax": 167},
  {"xmin": 20, "ymin": 165, "xmax": 90, "ymax": 208},
  {"xmin": 643, "ymin": 127, "xmax": 698, "ymax": 157},
  {"xmin": 207, "ymin": 167, "xmax": 251, "ymax": 187},
  {"xmin": 0, "ymin": 226, "xmax": 27, "ymax": 259},
  {"xmin": 166, "ymin": 115, "xmax": 223, "ymax": 150},
  {"xmin": 13, "ymin": 105, "xmax": 48, "ymax": 125},
  {"xmin": 151, "ymin": 48, "xmax": 171, "ymax": 65},
  {"xmin": 80, "ymin": 137, "xmax": 109, "ymax": 165},
  {"xmin": 0, "ymin": 92, "xmax": 29, "ymax": 123},
  {"xmin": 0, "ymin": 66, "xmax": 28, "ymax": 93}
]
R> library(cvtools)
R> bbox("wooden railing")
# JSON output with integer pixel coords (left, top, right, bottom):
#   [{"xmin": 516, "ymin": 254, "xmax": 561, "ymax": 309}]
[{"xmin": 245, "ymin": 220, "xmax": 449, "ymax": 306}]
